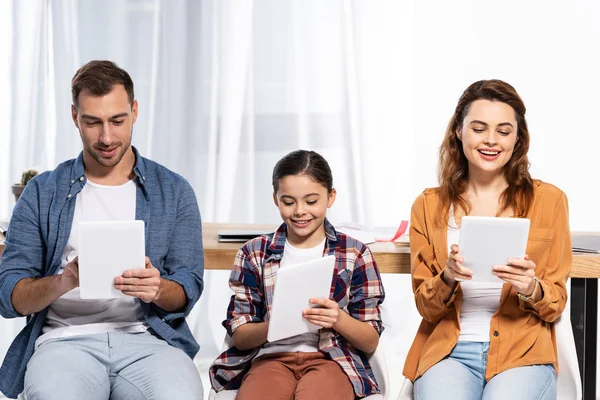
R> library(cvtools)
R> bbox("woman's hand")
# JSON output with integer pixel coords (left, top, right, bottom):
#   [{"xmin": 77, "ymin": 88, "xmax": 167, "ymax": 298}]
[
  {"xmin": 493, "ymin": 255, "xmax": 537, "ymax": 295},
  {"xmin": 302, "ymin": 298, "xmax": 340, "ymax": 329},
  {"xmin": 442, "ymin": 244, "xmax": 473, "ymax": 285}
]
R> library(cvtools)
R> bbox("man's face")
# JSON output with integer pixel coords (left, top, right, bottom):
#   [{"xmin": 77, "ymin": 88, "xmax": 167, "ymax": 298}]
[{"xmin": 72, "ymin": 84, "xmax": 138, "ymax": 169}]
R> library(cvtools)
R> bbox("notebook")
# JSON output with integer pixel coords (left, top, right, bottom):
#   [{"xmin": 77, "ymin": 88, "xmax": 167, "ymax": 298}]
[
  {"xmin": 572, "ymin": 235, "xmax": 600, "ymax": 253},
  {"xmin": 217, "ymin": 229, "xmax": 273, "ymax": 242}
]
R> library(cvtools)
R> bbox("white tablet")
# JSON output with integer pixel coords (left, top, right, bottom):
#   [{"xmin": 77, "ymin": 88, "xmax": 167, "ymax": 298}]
[
  {"xmin": 267, "ymin": 255, "xmax": 336, "ymax": 343},
  {"xmin": 458, "ymin": 216, "xmax": 530, "ymax": 283},
  {"xmin": 78, "ymin": 220, "xmax": 146, "ymax": 299}
]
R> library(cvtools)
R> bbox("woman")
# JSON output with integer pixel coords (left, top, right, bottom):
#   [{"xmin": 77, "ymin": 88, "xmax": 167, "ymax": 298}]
[{"xmin": 403, "ymin": 80, "xmax": 570, "ymax": 400}]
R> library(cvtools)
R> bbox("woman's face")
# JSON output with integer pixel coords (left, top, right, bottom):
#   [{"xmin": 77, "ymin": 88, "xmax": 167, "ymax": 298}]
[{"xmin": 458, "ymin": 99, "xmax": 519, "ymax": 178}]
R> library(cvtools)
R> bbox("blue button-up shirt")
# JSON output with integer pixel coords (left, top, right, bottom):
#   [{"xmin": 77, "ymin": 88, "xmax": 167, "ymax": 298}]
[{"xmin": 0, "ymin": 147, "xmax": 204, "ymax": 398}]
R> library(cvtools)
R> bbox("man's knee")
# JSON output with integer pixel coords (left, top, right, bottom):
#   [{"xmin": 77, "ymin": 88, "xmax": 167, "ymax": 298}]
[
  {"xmin": 112, "ymin": 372, "xmax": 204, "ymax": 400},
  {"xmin": 114, "ymin": 347, "xmax": 204, "ymax": 400},
  {"xmin": 24, "ymin": 340, "xmax": 109, "ymax": 400},
  {"xmin": 24, "ymin": 377, "xmax": 110, "ymax": 400}
]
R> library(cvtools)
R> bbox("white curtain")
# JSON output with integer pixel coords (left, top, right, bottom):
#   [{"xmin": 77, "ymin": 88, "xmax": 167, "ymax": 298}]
[
  {"xmin": 3, "ymin": 0, "xmax": 600, "ymax": 229},
  {"xmin": 3, "ymin": 1, "xmax": 600, "ymax": 399},
  {"xmin": 0, "ymin": 0, "xmax": 408, "ymax": 227},
  {"xmin": 0, "ymin": 3, "xmax": 411, "ymax": 398}
]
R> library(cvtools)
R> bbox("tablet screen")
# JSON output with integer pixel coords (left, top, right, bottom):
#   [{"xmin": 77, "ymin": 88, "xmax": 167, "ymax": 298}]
[
  {"xmin": 458, "ymin": 216, "xmax": 530, "ymax": 283},
  {"xmin": 78, "ymin": 220, "xmax": 146, "ymax": 299},
  {"xmin": 267, "ymin": 255, "xmax": 336, "ymax": 342}
]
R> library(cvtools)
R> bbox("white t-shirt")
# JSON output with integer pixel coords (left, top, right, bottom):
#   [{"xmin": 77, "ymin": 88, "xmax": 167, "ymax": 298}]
[
  {"xmin": 36, "ymin": 179, "xmax": 147, "ymax": 348},
  {"xmin": 448, "ymin": 211, "xmax": 503, "ymax": 342},
  {"xmin": 255, "ymin": 238, "xmax": 326, "ymax": 359}
]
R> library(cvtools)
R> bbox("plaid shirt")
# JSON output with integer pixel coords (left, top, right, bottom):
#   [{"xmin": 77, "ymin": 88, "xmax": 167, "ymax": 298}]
[{"xmin": 209, "ymin": 219, "xmax": 385, "ymax": 398}]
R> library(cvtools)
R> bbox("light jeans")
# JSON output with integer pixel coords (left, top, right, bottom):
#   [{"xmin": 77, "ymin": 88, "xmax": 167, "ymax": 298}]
[
  {"xmin": 414, "ymin": 341, "xmax": 556, "ymax": 400},
  {"xmin": 23, "ymin": 331, "xmax": 203, "ymax": 400}
]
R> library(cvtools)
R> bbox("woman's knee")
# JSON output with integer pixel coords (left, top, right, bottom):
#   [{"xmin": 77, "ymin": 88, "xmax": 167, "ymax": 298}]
[{"xmin": 483, "ymin": 364, "xmax": 556, "ymax": 400}]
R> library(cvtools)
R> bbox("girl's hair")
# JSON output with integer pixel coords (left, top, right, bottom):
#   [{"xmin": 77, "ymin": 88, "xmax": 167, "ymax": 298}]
[
  {"xmin": 437, "ymin": 79, "xmax": 534, "ymax": 226},
  {"xmin": 272, "ymin": 150, "xmax": 333, "ymax": 193}
]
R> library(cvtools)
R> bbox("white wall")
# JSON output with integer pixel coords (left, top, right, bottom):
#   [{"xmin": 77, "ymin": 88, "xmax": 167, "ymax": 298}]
[{"xmin": 402, "ymin": 0, "xmax": 600, "ymax": 232}]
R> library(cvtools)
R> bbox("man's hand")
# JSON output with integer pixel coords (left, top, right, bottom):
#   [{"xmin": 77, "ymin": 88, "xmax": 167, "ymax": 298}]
[
  {"xmin": 60, "ymin": 256, "xmax": 80, "ymax": 291},
  {"xmin": 114, "ymin": 257, "xmax": 161, "ymax": 303},
  {"xmin": 13, "ymin": 256, "xmax": 81, "ymax": 316}
]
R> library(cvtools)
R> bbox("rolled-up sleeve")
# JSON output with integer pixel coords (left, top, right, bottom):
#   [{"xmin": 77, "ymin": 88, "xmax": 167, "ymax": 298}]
[
  {"xmin": 224, "ymin": 247, "xmax": 265, "ymax": 336},
  {"xmin": 0, "ymin": 182, "xmax": 45, "ymax": 318},
  {"xmin": 160, "ymin": 179, "xmax": 204, "ymax": 319},
  {"xmin": 411, "ymin": 194, "xmax": 458, "ymax": 324},
  {"xmin": 519, "ymin": 192, "xmax": 571, "ymax": 322},
  {"xmin": 348, "ymin": 246, "xmax": 385, "ymax": 335}
]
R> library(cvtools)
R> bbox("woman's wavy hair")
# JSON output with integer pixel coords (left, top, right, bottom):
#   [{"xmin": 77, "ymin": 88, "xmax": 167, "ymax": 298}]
[{"xmin": 437, "ymin": 79, "xmax": 534, "ymax": 226}]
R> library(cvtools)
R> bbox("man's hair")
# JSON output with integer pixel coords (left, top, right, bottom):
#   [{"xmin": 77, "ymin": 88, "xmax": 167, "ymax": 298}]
[{"xmin": 71, "ymin": 60, "xmax": 135, "ymax": 108}]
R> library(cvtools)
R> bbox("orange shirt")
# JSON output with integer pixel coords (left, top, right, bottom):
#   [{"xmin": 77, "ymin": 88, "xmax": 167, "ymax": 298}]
[{"xmin": 403, "ymin": 180, "xmax": 571, "ymax": 382}]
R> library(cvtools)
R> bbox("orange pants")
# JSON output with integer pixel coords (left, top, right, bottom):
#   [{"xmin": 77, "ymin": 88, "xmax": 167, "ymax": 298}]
[{"xmin": 236, "ymin": 352, "xmax": 355, "ymax": 400}]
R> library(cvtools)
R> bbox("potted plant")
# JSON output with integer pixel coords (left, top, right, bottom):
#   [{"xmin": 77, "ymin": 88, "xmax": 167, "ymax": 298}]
[{"xmin": 12, "ymin": 169, "xmax": 38, "ymax": 202}]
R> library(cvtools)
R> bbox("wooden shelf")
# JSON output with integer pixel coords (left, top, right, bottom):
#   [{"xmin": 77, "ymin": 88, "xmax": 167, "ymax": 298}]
[{"xmin": 1, "ymin": 224, "xmax": 598, "ymax": 278}]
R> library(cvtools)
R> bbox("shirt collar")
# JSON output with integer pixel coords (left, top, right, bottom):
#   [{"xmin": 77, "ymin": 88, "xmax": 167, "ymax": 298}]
[
  {"xmin": 69, "ymin": 146, "xmax": 147, "ymax": 188},
  {"xmin": 268, "ymin": 218, "xmax": 338, "ymax": 255}
]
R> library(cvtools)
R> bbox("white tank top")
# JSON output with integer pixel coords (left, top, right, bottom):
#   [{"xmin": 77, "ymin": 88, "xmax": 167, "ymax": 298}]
[{"xmin": 448, "ymin": 209, "xmax": 503, "ymax": 342}]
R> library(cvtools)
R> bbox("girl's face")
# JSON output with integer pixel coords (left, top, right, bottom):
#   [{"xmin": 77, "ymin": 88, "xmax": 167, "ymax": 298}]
[
  {"xmin": 458, "ymin": 99, "xmax": 518, "ymax": 178},
  {"xmin": 273, "ymin": 174, "xmax": 336, "ymax": 249}
]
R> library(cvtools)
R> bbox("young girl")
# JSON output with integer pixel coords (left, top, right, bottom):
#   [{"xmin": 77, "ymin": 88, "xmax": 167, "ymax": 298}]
[
  {"xmin": 209, "ymin": 150, "xmax": 385, "ymax": 400},
  {"xmin": 404, "ymin": 80, "xmax": 570, "ymax": 400}
]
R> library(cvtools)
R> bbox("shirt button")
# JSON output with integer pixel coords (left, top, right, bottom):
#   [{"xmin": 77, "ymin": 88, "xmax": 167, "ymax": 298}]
[
  {"xmin": 71, "ymin": 180, "xmax": 75, "ymax": 184},
  {"xmin": 79, "ymin": 176, "xmax": 84, "ymax": 181},
  {"xmin": 67, "ymin": 194, "xmax": 72, "ymax": 199},
  {"xmin": 493, "ymin": 331, "xmax": 499, "ymax": 337}
]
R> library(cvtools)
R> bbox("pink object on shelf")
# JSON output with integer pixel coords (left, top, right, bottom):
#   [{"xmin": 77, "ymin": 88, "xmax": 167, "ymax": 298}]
[{"xmin": 375, "ymin": 220, "xmax": 409, "ymax": 242}]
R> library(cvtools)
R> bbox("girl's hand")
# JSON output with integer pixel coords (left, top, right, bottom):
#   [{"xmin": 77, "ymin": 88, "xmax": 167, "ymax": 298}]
[
  {"xmin": 302, "ymin": 298, "xmax": 340, "ymax": 328},
  {"xmin": 492, "ymin": 255, "xmax": 537, "ymax": 295},
  {"xmin": 442, "ymin": 244, "xmax": 473, "ymax": 285}
]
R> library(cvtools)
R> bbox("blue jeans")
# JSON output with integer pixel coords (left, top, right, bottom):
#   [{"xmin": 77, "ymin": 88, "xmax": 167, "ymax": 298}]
[
  {"xmin": 24, "ymin": 331, "xmax": 203, "ymax": 400},
  {"xmin": 414, "ymin": 341, "xmax": 556, "ymax": 400}
]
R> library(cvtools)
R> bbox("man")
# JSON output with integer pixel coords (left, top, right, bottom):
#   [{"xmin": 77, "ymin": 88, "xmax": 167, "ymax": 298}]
[{"xmin": 0, "ymin": 61, "xmax": 204, "ymax": 399}]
